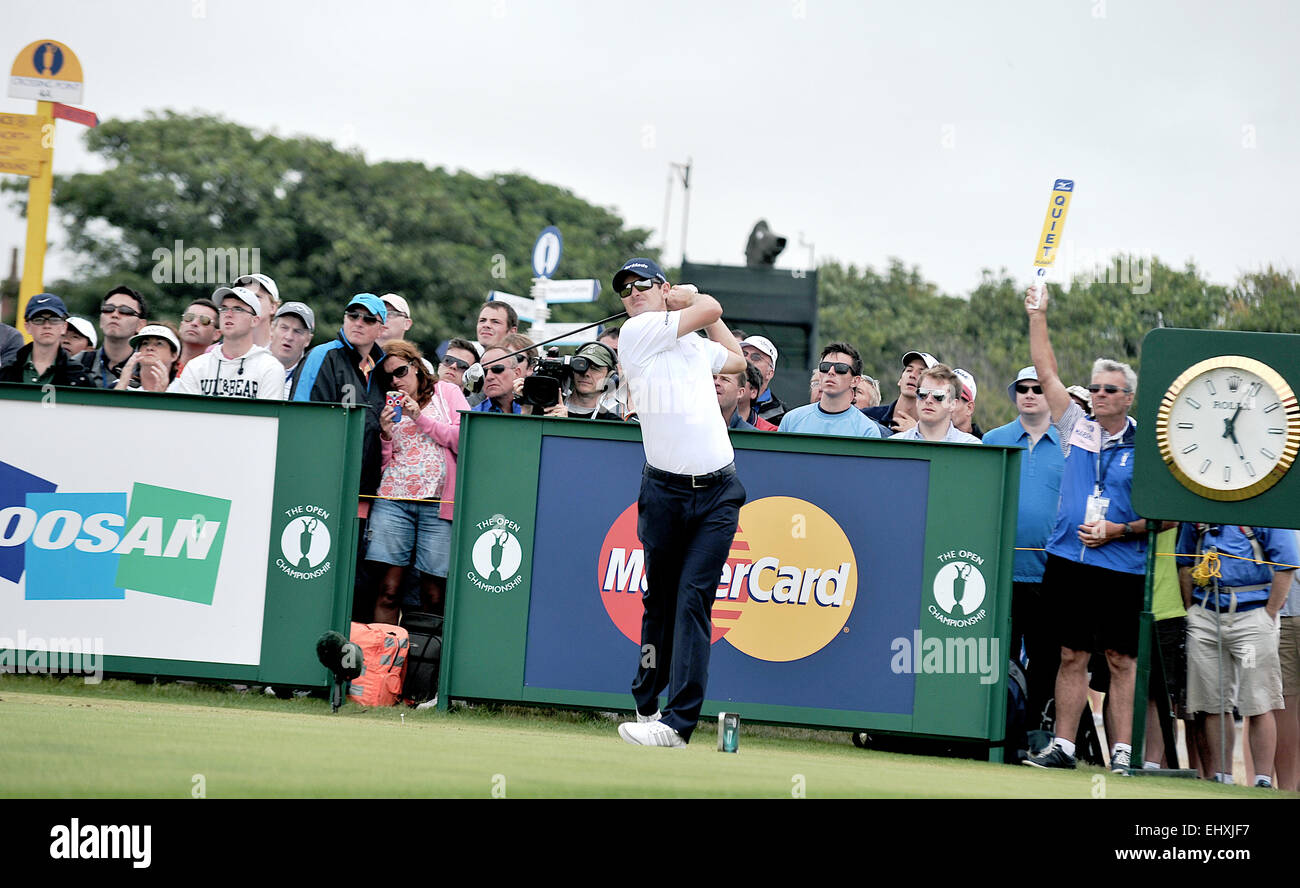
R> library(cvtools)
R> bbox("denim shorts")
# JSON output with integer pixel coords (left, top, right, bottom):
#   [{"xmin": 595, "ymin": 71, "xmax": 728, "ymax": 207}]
[{"xmin": 365, "ymin": 497, "xmax": 452, "ymax": 578}]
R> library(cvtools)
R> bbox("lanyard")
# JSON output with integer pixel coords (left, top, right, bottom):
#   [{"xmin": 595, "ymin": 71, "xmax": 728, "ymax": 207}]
[{"xmin": 1092, "ymin": 420, "xmax": 1129, "ymax": 495}]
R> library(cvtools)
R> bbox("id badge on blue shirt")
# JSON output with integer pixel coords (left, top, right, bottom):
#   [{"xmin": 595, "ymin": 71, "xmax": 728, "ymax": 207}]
[{"xmin": 1085, "ymin": 493, "xmax": 1110, "ymax": 525}]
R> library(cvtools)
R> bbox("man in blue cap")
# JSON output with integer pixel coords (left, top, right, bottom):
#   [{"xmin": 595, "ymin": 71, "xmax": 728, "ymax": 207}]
[
  {"xmin": 611, "ymin": 257, "xmax": 748, "ymax": 749},
  {"xmin": 293, "ymin": 294, "xmax": 390, "ymax": 497},
  {"xmin": 0, "ymin": 294, "xmax": 93, "ymax": 388}
]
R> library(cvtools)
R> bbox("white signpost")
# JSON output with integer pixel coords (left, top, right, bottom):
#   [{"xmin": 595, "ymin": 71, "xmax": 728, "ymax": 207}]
[{"xmin": 490, "ymin": 226, "xmax": 605, "ymax": 347}]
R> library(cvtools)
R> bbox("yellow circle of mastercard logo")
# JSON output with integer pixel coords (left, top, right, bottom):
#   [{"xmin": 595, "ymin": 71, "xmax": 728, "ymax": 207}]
[{"xmin": 597, "ymin": 496, "xmax": 857, "ymax": 663}]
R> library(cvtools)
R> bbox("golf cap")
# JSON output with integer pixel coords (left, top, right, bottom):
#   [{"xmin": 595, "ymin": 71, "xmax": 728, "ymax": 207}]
[
  {"xmin": 25, "ymin": 293, "xmax": 69, "ymax": 320},
  {"xmin": 66, "ymin": 316, "xmax": 97, "ymax": 348},
  {"xmin": 613, "ymin": 258, "xmax": 667, "ymax": 292},
  {"xmin": 213, "ymin": 286, "xmax": 265, "ymax": 317},
  {"xmin": 380, "ymin": 293, "xmax": 410, "ymax": 317},
  {"xmin": 1007, "ymin": 365, "xmax": 1039, "ymax": 402},
  {"xmin": 954, "ymin": 368, "xmax": 977, "ymax": 402},
  {"xmin": 274, "ymin": 301, "xmax": 316, "ymax": 331},
  {"xmin": 233, "ymin": 273, "xmax": 279, "ymax": 301},
  {"xmin": 575, "ymin": 341, "xmax": 616, "ymax": 368},
  {"xmin": 346, "ymin": 293, "xmax": 388, "ymax": 323},
  {"xmin": 901, "ymin": 350, "xmax": 938, "ymax": 369},
  {"xmin": 741, "ymin": 336, "xmax": 779, "ymax": 367},
  {"xmin": 1066, "ymin": 384, "xmax": 1093, "ymax": 409},
  {"xmin": 129, "ymin": 324, "xmax": 181, "ymax": 355}
]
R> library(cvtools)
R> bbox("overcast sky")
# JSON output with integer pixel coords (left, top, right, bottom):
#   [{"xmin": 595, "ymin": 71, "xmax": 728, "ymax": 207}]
[{"xmin": 3, "ymin": 0, "xmax": 1297, "ymax": 296}]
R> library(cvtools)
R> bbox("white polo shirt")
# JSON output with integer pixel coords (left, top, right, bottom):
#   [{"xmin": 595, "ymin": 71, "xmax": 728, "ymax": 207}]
[{"xmin": 619, "ymin": 310, "xmax": 733, "ymax": 475}]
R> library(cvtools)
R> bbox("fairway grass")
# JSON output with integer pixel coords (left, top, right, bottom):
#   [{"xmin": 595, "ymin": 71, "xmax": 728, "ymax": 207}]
[{"xmin": 0, "ymin": 676, "xmax": 1267, "ymax": 799}]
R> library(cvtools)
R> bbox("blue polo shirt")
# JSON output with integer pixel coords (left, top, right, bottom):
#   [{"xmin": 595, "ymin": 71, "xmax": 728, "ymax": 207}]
[
  {"xmin": 473, "ymin": 398, "xmax": 522, "ymax": 414},
  {"xmin": 778, "ymin": 402, "xmax": 882, "ymax": 437},
  {"xmin": 1176, "ymin": 524, "xmax": 1299, "ymax": 610},
  {"xmin": 983, "ymin": 417, "xmax": 1064, "ymax": 582}
]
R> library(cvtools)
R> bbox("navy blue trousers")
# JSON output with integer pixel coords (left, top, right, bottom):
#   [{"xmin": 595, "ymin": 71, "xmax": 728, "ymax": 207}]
[{"xmin": 631, "ymin": 468, "xmax": 745, "ymax": 741}]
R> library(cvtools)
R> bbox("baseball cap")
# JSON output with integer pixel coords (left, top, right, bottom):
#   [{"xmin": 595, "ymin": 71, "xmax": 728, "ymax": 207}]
[
  {"xmin": 346, "ymin": 293, "xmax": 388, "ymax": 323},
  {"xmin": 1007, "ymin": 365, "xmax": 1039, "ymax": 401},
  {"xmin": 612, "ymin": 258, "xmax": 667, "ymax": 292},
  {"xmin": 274, "ymin": 301, "xmax": 316, "ymax": 331},
  {"xmin": 1067, "ymin": 384, "xmax": 1093, "ymax": 409},
  {"xmin": 66, "ymin": 316, "xmax": 97, "ymax": 348},
  {"xmin": 954, "ymin": 368, "xmax": 977, "ymax": 402},
  {"xmin": 129, "ymin": 324, "xmax": 181, "ymax": 355},
  {"xmin": 741, "ymin": 335, "xmax": 779, "ymax": 368},
  {"xmin": 212, "ymin": 286, "xmax": 264, "ymax": 317},
  {"xmin": 25, "ymin": 293, "xmax": 69, "ymax": 320},
  {"xmin": 380, "ymin": 293, "xmax": 410, "ymax": 317},
  {"xmin": 901, "ymin": 350, "xmax": 938, "ymax": 369},
  {"xmin": 575, "ymin": 341, "xmax": 616, "ymax": 368},
  {"xmin": 232, "ymin": 273, "xmax": 279, "ymax": 302}
]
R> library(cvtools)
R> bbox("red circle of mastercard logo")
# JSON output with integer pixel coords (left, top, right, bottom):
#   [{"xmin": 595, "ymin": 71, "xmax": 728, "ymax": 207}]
[{"xmin": 596, "ymin": 496, "xmax": 857, "ymax": 662}]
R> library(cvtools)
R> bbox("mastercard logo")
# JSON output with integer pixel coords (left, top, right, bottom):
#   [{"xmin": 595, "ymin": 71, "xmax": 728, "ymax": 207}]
[{"xmin": 597, "ymin": 496, "xmax": 857, "ymax": 662}]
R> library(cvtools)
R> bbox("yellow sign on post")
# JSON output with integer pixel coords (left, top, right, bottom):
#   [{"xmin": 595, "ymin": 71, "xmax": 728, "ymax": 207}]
[
  {"xmin": 0, "ymin": 111, "xmax": 53, "ymax": 169},
  {"xmin": 9, "ymin": 39, "xmax": 84, "ymax": 105}
]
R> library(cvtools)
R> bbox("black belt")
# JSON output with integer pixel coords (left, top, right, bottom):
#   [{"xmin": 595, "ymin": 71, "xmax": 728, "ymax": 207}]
[{"xmin": 644, "ymin": 463, "xmax": 736, "ymax": 489}]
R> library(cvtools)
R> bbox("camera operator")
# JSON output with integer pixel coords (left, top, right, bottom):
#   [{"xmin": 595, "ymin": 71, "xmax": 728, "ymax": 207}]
[{"xmin": 559, "ymin": 342, "xmax": 623, "ymax": 420}]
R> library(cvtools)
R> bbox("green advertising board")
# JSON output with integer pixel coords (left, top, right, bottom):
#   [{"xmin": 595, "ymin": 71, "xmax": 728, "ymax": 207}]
[
  {"xmin": 0, "ymin": 385, "xmax": 363, "ymax": 688},
  {"xmin": 442, "ymin": 413, "xmax": 1021, "ymax": 755}
]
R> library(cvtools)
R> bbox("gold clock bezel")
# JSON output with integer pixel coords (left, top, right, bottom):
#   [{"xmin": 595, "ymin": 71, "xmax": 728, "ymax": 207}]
[{"xmin": 1156, "ymin": 355, "xmax": 1300, "ymax": 501}]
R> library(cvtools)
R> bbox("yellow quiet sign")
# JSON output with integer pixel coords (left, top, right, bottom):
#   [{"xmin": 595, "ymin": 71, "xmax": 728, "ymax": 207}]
[{"xmin": 9, "ymin": 39, "xmax": 84, "ymax": 105}]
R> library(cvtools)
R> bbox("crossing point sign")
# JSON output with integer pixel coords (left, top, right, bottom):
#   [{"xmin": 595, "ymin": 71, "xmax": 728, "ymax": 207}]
[
  {"xmin": 9, "ymin": 39, "xmax": 84, "ymax": 105},
  {"xmin": 532, "ymin": 226, "xmax": 563, "ymax": 279}
]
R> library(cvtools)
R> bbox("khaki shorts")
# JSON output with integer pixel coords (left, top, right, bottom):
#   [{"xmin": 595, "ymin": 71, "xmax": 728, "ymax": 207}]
[
  {"xmin": 1186, "ymin": 604, "xmax": 1282, "ymax": 717},
  {"xmin": 1281, "ymin": 616, "xmax": 1300, "ymax": 697}
]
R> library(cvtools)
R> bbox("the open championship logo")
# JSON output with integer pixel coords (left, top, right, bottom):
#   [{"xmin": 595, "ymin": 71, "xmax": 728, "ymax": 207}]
[
  {"xmin": 276, "ymin": 505, "xmax": 333, "ymax": 580},
  {"xmin": 929, "ymin": 549, "xmax": 988, "ymax": 628},
  {"xmin": 468, "ymin": 513, "xmax": 523, "ymax": 594}
]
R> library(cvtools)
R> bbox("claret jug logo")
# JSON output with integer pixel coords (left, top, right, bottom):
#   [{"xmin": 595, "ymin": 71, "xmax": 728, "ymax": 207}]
[
  {"xmin": 598, "ymin": 496, "xmax": 857, "ymax": 662},
  {"xmin": 276, "ymin": 505, "xmax": 333, "ymax": 580},
  {"xmin": 468, "ymin": 513, "xmax": 523, "ymax": 594},
  {"xmin": 929, "ymin": 548, "xmax": 988, "ymax": 628}
]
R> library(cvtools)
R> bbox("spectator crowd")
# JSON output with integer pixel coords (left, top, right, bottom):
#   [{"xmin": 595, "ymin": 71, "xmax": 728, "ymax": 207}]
[{"xmin": 3, "ymin": 260, "xmax": 1297, "ymax": 788}]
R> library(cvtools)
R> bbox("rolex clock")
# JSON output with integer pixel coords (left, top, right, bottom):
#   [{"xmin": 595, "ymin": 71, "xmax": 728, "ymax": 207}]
[{"xmin": 1155, "ymin": 355, "xmax": 1300, "ymax": 501}]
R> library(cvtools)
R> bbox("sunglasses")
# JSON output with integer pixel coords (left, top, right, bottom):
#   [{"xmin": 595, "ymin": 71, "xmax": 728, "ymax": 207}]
[
  {"xmin": 1087, "ymin": 383, "xmax": 1132, "ymax": 394},
  {"xmin": 218, "ymin": 305, "xmax": 255, "ymax": 315},
  {"xmin": 390, "ymin": 363, "xmax": 415, "ymax": 379},
  {"xmin": 182, "ymin": 312, "xmax": 216, "ymax": 326},
  {"xmin": 1015, "ymin": 383, "xmax": 1044, "ymax": 395},
  {"xmin": 485, "ymin": 363, "xmax": 512, "ymax": 376},
  {"xmin": 345, "ymin": 310, "xmax": 381, "ymax": 325},
  {"xmin": 618, "ymin": 279, "xmax": 657, "ymax": 298},
  {"xmin": 100, "ymin": 304, "xmax": 141, "ymax": 317},
  {"xmin": 818, "ymin": 361, "xmax": 854, "ymax": 376},
  {"xmin": 917, "ymin": 389, "xmax": 949, "ymax": 402},
  {"xmin": 440, "ymin": 355, "xmax": 470, "ymax": 371}
]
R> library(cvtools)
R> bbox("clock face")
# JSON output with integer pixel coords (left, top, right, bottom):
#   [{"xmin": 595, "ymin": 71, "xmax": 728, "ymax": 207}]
[{"xmin": 1157, "ymin": 356, "xmax": 1300, "ymax": 501}]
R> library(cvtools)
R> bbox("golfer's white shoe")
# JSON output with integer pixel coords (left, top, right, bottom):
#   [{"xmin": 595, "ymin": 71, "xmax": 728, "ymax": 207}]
[
  {"xmin": 618, "ymin": 720, "xmax": 686, "ymax": 748},
  {"xmin": 636, "ymin": 708, "xmax": 662, "ymax": 723}
]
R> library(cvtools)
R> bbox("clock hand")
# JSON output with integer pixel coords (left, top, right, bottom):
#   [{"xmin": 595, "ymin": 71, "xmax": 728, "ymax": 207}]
[{"xmin": 1222, "ymin": 402, "xmax": 1244, "ymax": 439}]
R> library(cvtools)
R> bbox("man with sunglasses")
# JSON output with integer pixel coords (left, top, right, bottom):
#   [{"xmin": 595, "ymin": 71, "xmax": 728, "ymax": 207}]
[
  {"xmin": 176, "ymin": 298, "xmax": 221, "ymax": 376},
  {"xmin": 437, "ymin": 338, "xmax": 479, "ymax": 391},
  {"xmin": 294, "ymin": 294, "xmax": 391, "ymax": 498},
  {"xmin": 984, "ymin": 366, "xmax": 1066, "ymax": 727},
  {"xmin": 890, "ymin": 364, "xmax": 981, "ymax": 443},
  {"xmin": 865, "ymin": 350, "xmax": 937, "ymax": 435},
  {"xmin": 1021, "ymin": 288, "xmax": 1147, "ymax": 774},
  {"xmin": 171, "ymin": 286, "xmax": 285, "ymax": 400},
  {"xmin": 77, "ymin": 285, "xmax": 149, "ymax": 388},
  {"xmin": 778, "ymin": 343, "xmax": 882, "ymax": 438},
  {"xmin": 0, "ymin": 294, "xmax": 94, "ymax": 387},
  {"xmin": 471, "ymin": 345, "xmax": 526, "ymax": 414},
  {"xmin": 610, "ymin": 257, "xmax": 748, "ymax": 749}
]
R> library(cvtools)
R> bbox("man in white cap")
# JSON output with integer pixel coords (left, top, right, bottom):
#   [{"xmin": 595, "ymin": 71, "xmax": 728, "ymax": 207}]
[
  {"xmin": 982, "ymin": 365, "xmax": 1066, "ymax": 727},
  {"xmin": 740, "ymin": 335, "xmax": 786, "ymax": 424},
  {"xmin": 952, "ymin": 368, "xmax": 984, "ymax": 440},
  {"xmin": 170, "ymin": 286, "xmax": 285, "ymax": 399},
  {"xmin": 232, "ymin": 273, "xmax": 280, "ymax": 347},
  {"xmin": 890, "ymin": 363, "xmax": 980, "ymax": 444},
  {"xmin": 378, "ymin": 294, "xmax": 412, "ymax": 344},
  {"xmin": 61, "ymin": 317, "xmax": 98, "ymax": 358},
  {"xmin": 865, "ymin": 350, "xmax": 937, "ymax": 434},
  {"xmin": 270, "ymin": 301, "xmax": 316, "ymax": 398}
]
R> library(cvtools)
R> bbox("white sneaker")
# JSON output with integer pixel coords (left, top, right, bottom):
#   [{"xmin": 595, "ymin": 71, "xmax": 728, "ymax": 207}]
[
  {"xmin": 415, "ymin": 696, "xmax": 438, "ymax": 711},
  {"xmin": 637, "ymin": 709, "xmax": 662, "ymax": 723},
  {"xmin": 618, "ymin": 720, "xmax": 686, "ymax": 748}
]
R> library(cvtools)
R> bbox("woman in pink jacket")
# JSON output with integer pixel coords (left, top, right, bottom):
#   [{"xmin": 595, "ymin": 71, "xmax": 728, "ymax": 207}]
[{"xmin": 367, "ymin": 340, "xmax": 470, "ymax": 622}]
